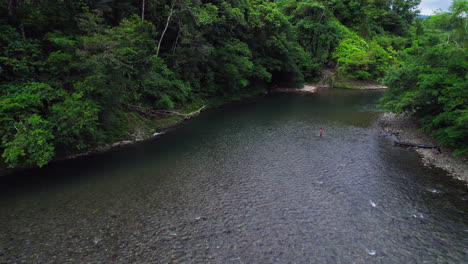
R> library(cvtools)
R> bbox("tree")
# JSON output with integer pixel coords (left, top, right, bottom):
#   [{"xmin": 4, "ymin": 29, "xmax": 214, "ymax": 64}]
[
  {"xmin": 380, "ymin": 2, "xmax": 468, "ymax": 155},
  {"xmin": 0, "ymin": 0, "xmax": 439, "ymax": 168}
]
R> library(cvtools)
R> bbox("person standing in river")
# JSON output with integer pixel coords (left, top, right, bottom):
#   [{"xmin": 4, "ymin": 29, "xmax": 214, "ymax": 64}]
[{"xmin": 319, "ymin": 128, "xmax": 323, "ymax": 137}]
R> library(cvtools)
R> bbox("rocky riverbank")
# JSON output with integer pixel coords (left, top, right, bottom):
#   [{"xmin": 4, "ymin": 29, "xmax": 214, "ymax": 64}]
[{"xmin": 378, "ymin": 113, "xmax": 468, "ymax": 183}]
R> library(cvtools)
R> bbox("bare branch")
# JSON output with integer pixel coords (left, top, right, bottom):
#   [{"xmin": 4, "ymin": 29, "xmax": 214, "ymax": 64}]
[
  {"xmin": 126, "ymin": 103, "xmax": 206, "ymax": 119},
  {"xmin": 172, "ymin": 24, "xmax": 181, "ymax": 54},
  {"xmin": 156, "ymin": 0, "xmax": 176, "ymax": 57}
]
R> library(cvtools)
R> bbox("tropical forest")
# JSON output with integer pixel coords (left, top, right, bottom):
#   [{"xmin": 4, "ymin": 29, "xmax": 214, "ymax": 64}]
[
  {"xmin": 1, "ymin": 1, "xmax": 468, "ymax": 263},
  {"xmin": 1, "ymin": 0, "xmax": 466, "ymax": 168}
]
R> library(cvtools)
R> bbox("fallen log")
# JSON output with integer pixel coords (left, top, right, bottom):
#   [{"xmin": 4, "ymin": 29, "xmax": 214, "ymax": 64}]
[
  {"xmin": 394, "ymin": 141, "xmax": 435, "ymax": 149},
  {"xmin": 126, "ymin": 103, "xmax": 206, "ymax": 119}
]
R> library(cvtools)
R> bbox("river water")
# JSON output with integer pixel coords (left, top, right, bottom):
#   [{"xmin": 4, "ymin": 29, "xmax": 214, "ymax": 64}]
[{"xmin": 0, "ymin": 89, "xmax": 467, "ymax": 263}]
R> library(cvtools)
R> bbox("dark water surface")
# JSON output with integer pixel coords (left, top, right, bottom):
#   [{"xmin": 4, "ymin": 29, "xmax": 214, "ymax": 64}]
[{"xmin": 0, "ymin": 89, "xmax": 467, "ymax": 263}]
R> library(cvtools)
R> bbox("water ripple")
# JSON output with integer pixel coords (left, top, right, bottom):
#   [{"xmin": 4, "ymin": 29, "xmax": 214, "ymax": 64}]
[{"xmin": 0, "ymin": 91, "xmax": 466, "ymax": 263}]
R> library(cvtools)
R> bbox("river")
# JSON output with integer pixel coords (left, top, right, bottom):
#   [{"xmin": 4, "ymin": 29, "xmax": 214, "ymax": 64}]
[{"xmin": 0, "ymin": 89, "xmax": 467, "ymax": 263}]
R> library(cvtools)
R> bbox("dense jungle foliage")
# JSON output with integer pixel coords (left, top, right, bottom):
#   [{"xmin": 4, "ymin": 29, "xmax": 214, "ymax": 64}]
[
  {"xmin": 380, "ymin": 0, "xmax": 468, "ymax": 156},
  {"xmin": 0, "ymin": 0, "xmax": 465, "ymax": 168}
]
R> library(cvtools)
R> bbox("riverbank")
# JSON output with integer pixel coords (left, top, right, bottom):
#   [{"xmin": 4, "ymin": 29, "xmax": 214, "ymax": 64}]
[
  {"xmin": 64, "ymin": 90, "xmax": 268, "ymax": 161},
  {"xmin": 0, "ymin": 89, "xmax": 268, "ymax": 176},
  {"xmin": 270, "ymin": 84, "xmax": 319, "ymax": 93},
  {"xmin": 378, "ymin": 113, "xmax": 468, "ymax": 183},
  {"xmin": 334, "ymin": 79, "xmax": 387, "ymax": 90},
  {"xmin": 270, "ymin": 80, "xmax": 387, "ymax": 93}
]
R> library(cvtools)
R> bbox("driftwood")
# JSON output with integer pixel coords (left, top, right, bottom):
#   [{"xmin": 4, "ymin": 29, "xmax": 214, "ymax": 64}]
[
  {"xmin": 126, "ymin": 103, "xmax": 205, "ymax": 119},
  {"xmin": 394, "ymin": 141, "xmax": 435, "ymax": 149}
]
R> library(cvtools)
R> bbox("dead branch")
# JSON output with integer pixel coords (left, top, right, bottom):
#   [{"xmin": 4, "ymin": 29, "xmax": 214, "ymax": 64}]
[{"xmin": 126, "ymin": 103, "xmax": 205, "ymax": 119}]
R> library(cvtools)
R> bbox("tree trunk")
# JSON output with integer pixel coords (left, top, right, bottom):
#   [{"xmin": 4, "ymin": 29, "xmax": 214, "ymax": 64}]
[
  {"xmin": 8, "ymin": 0, "xmax": 14, "ymax": 16},
  {"xmin": 156, "ymin": 0, "xmax": 176, "ymax": 57},
  {"xmin": 19, "ymin": 24, "xmax": 25, "ymax": 40},
  {"xmin": 141, "ymin": 0, "xmax": 145, "ymax": 22}
]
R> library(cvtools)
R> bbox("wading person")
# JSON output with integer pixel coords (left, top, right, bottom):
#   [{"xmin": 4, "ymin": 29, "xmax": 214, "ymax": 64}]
[{"xmin": 319, "ymin": 128, "xmax": 323, "ymax": 137}]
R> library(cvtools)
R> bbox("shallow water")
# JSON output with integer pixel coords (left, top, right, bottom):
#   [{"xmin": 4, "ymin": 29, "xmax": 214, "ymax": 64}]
[{"xmin": 0, "ymin": 89, "xmax": 467, "ymax": 263}]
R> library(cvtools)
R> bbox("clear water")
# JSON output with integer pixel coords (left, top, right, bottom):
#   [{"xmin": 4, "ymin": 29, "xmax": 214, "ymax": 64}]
[{"xmin": 0, "ymin": 89, "xmax": 467, "ymax": 263}]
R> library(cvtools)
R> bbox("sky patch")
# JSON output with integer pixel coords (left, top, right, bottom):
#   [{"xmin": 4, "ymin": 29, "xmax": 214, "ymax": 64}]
[{"xmin": 418, "ymin": 0, "xmax": 452, "ymax": 15}]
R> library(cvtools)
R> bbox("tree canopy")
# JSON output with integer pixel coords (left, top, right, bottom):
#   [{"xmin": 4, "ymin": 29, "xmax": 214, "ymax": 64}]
[
  {"xmin": 3, "ymin": 0, "xmax": 466, "ymax": 168},
  {"xmin": 380, "ymin": 0, "xmax": 468, "ymax": 155}
]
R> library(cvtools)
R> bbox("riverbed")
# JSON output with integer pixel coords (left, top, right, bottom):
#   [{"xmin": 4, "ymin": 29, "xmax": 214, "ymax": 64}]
[{"xmin": 0, "ymin": 89, "xmax": 466, "ymax": 263}]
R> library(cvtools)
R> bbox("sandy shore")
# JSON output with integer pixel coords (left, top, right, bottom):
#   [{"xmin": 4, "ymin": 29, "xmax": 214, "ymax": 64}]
[
  {"xmin": 378, "ymin": 113, "xmax": 468, "ymax": 183},
  {"xmin": 271, "ymin": 80, "xmax": 387, "ymax": 93}
]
